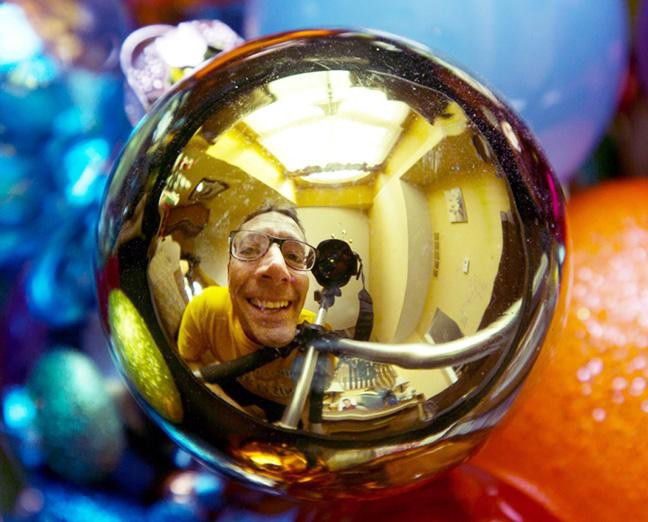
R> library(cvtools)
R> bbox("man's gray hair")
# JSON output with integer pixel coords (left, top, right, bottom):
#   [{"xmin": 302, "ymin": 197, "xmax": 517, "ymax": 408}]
[{"xmin": 238, "ymin": 204, "xmax": 305, "ymax": 236}]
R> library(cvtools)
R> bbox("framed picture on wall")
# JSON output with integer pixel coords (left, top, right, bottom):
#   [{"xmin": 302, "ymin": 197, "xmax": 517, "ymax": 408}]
[{"xmin": 444, "ymin": 187, "xmax": 468, "ymax": 223}]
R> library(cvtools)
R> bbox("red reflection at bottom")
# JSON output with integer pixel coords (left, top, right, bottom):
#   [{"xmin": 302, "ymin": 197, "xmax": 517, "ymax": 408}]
[{"xmin": 295, "ymin": 464, "xmax": 561, "ymax": 522}]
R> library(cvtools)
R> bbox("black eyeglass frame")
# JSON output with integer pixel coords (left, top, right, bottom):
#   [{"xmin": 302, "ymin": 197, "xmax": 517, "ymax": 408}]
[{"xmin": 228, "ymin": 230, "xmax": 316, "ymax": 271}]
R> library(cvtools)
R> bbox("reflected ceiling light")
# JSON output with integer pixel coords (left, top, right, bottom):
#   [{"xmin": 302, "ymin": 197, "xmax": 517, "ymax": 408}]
[
  {"xmin": 338, "ymin": 87, "xmax": 410, "ymax": 125},
  {"xmin": 243, "ymin": 100, "xmax": 324, "ymax": 134},
  {"xmin": 268, "ymin": 70, "xmax": 352, "ymax": 102},
  {"xmin": 243, "ymin": 71, "xmax": 411, "ymax": 176},
  {"xmin": 260, "ymin": 116, "xmax": 398, "ymax": 171},
  {"xmin": 500, "ymin": 120, "xmax": 521, "ymax": 152},
  {"xmin": 299, "ymin": 168, "xmax": 371, "ymax": 184}
]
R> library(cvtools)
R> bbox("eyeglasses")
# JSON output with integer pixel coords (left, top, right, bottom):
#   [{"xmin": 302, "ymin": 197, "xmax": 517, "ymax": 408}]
[{"xmin": 229, "ymin": 230, "xmax": 316, "ymax": 271}]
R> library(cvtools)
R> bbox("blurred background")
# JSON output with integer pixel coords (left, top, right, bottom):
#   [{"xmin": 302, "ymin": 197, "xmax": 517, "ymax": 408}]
[{"xmin": 0, "ymin": 1, "xmax": 646, "ymax": 521}]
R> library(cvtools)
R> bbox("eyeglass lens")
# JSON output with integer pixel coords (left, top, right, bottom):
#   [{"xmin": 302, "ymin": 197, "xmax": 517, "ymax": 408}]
[{"xmin": 232, "ymin": 231, "xmax": 314, "ymax": 270}]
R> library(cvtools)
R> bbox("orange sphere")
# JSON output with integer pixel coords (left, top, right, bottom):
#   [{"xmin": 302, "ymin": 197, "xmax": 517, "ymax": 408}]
[
  {"xmin": 473, "ymin": 178, "xmax": 648, "ymax": 522},
  {"xmin": 294, "ymin": 464, "xmax": 560, "ymax": 522}
]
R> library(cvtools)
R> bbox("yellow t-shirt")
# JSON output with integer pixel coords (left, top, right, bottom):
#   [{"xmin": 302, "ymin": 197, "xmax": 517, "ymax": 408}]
[{"xmin": 178, "ymin": 286, "xmax": 315, "ymax": 405}]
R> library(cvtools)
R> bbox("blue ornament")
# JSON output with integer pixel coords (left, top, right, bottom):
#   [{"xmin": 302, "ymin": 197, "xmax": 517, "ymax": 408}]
[
  {"xmin": 21, "ymin": 475, "xmax": 147, "ymax": 522},
  {"xmin": 147, "ymin": 500, "xmax": 203, "ymax": 522},
  {"xmin": 0, "ymin": 203, "xmax": 58, "ymax": 268},
  {"xmin": 64, "ymin": 70, "xmax": 131, "ymax": 142},
  {"xmin": 51, "ymin": 108, "xmax": 88, "ymax": 139},
  {"xmin": 173, "ymin": 449, "xmax": 194, "ymax": 469},
  {"xmin": 163, "ymin": 470, "xmax": 226, "ymax": 513},
  {"xmin": 193, "ymin": 472, "xmax": 225, "ymax": 512},
  {"xmin": 2, "ymin": 386, "xmax": 37, "ymax": 433},
  {"xmin": 110, "ymin": 447, "xmax": 158, "ymax": 500},
  {"xmin": 26, "ymin": 349, "xmax": 125, "ymax": 483},
  {"xmin": 0, "ymin": 223, "xmax": 43, "ymax": 267},
  {"xmin": 0, "ymin": 149, "xmax": 43, "ymax": 226},
  {"xmin": 1, "ymin": 385, "xmax": 43, "ymax": 468},
  {"xmin": 0, "ymin": 55, "xmax": 69, "ymax": 144},
  {"xmin": 26, "ymin": 209, "xmax": 99, "ymax": 326},
  {"xmin": 159, "ymin": 471, "xmax": 225, "ymax": 517},
  {"xmin": 246, "ymin": 0, "xmax": 628, "ymax": 182},
  {"xmin": 58, "ymin": 137, "xmax": 110, "ymax": 207}
]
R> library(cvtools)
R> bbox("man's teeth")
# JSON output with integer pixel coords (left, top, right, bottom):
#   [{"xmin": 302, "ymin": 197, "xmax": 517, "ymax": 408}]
[{"xmin": 250, "ymin": 299, "xmax": 289, "ymax": 310}]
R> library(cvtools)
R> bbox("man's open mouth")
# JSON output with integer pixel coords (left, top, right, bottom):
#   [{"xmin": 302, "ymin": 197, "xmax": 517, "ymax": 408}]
[{"xmin": 248, "ymin": 298, "xmax": 291, "ymax": 311}]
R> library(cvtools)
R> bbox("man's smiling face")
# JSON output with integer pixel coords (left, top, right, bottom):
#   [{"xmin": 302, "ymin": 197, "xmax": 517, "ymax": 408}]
[{"xmin": 228, "ymin": 211, "xmax": 310, "ymax": 348}]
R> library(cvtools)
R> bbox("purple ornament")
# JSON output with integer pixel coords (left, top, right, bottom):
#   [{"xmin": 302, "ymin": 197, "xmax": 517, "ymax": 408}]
[{"xmin": 637, "ymin": 0, "xmax": 648, "ymax": 96}]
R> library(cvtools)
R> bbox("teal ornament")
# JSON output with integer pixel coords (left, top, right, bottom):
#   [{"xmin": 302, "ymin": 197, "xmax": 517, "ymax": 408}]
[{"xmin": 27, "ymin": 349, "xmax": 125, "ymax": 483}]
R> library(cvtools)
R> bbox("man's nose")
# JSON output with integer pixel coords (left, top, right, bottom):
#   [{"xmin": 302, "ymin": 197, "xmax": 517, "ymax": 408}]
[{"xmin": 257, "ymin": 243, "xmax": 290, "ymax": 281}]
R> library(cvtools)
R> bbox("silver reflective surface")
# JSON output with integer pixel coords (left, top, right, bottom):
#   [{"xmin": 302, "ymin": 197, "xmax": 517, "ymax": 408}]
[{"xmin": 97, "ymin": 29, "xmax": 565, "ymax": 499}]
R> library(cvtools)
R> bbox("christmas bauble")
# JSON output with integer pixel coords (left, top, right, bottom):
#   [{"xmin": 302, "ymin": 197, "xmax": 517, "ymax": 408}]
[
  {"xmin": 96, "ymin": 29, "xmax": 565, "ymax": 499},
  {"xmin": 27, "ymin": 349, "xmax": 125, "ymax": 483}
]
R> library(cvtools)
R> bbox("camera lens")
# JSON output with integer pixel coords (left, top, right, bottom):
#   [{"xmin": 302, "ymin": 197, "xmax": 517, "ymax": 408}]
[{"xmin": 312, "ymin": 239, "xmax": 358, "ymax": 288}]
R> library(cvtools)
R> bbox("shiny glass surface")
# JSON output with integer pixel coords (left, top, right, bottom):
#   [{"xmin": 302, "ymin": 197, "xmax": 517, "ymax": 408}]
[{"xmin": 96, "ymin": 29, "xmax": 565, "ymax": 499}]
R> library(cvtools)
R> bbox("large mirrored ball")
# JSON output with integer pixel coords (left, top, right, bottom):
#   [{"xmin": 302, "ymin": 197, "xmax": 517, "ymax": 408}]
[{"xmin": 96, "ymin": 29, "xmax": 565, "ymax": 500}]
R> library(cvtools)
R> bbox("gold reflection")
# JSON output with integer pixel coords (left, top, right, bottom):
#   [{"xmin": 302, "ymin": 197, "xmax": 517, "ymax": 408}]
[
  {"xmin": 108, "ymin": 289, "xmax": 183, "ymax": 423},
  {"xmin": 235, "ymin": 441, "xmax": 311, "ymax": 477},
  {"xmin": 147, "ymin": 69, "xmax": 522, "ymax": 436}
]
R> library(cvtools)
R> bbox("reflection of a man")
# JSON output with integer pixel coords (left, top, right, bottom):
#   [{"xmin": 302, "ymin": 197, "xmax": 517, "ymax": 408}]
[{"xmin": 178, "ymin": 205, "xmax": 317, "ymax": 421}]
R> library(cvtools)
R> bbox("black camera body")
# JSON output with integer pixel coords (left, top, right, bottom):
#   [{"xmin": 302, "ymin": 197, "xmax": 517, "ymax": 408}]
[{"xmin": 311, "ymin": 239, "xmax": 360, "ymax": 290}]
